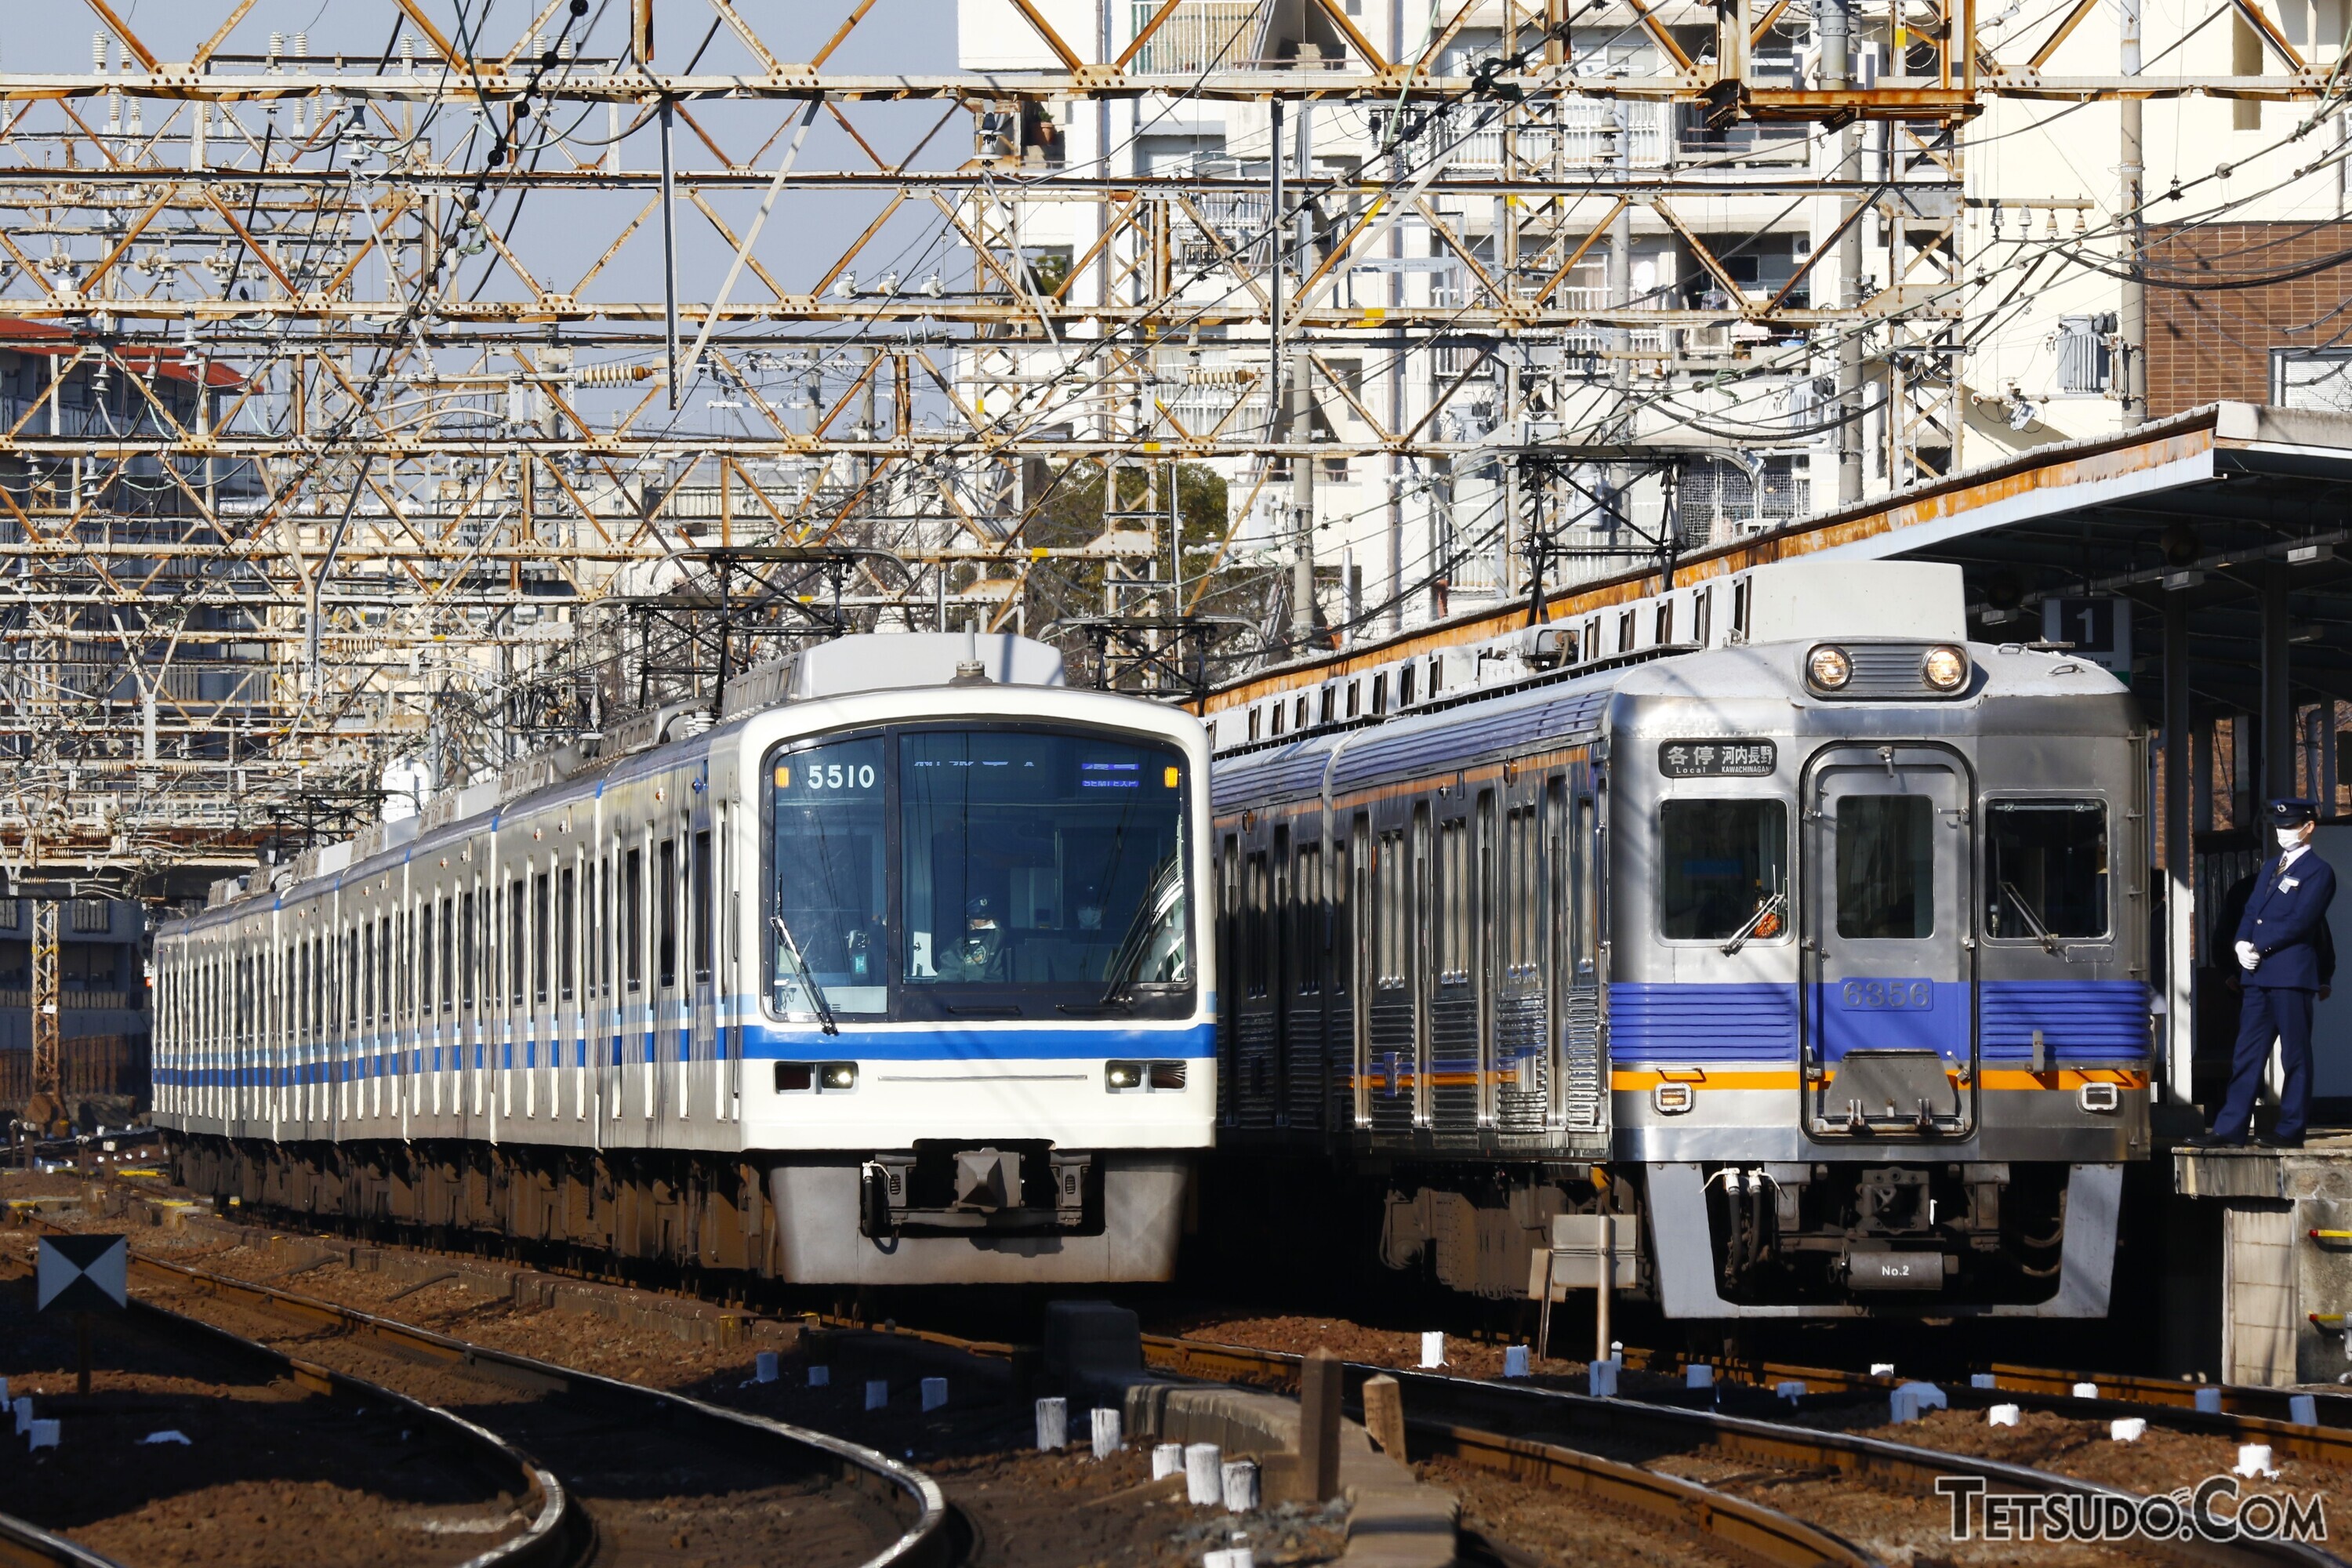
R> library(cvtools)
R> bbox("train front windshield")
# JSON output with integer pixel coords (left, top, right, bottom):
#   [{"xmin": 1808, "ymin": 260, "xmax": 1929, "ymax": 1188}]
[{"xmin": 768, "ymin": 728, "xmax": 1192, "ymax": 1020}]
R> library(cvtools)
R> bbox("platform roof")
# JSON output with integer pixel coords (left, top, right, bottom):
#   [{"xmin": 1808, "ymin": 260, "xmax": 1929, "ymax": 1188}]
[{"xmin": 1200, "ymin": 401, "xmax": 2352, "ymax": 724}]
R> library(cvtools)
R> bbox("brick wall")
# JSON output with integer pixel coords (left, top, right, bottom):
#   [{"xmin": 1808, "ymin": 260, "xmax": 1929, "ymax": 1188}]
[{"xmin": 2144, "ymin": 222, "xmax": 2352, "ymax": 417}]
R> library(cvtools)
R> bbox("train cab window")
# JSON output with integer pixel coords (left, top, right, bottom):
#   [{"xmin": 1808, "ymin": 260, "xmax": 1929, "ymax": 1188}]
[
  {"xmin": 770, "ymin": 735, "xmax": 887, "ymax": 1015},
  {"xmin": 656, "ymin": 841, "xmax": 678, "ymax": 990},
  {"xmin": 898, "ymin": 730, "xmax": 1190, "ymax": 999},
  {"xmin": 1986, "ymin": 798, "xmax": 2109, "ymax": 940},
  {"xmin": 1660, "ymin": 799, "xmax": 1788, "ymax": 941},
  {"xmin": 1835, "ymin": 795, "xmax": 1935, "ymax": 939}
]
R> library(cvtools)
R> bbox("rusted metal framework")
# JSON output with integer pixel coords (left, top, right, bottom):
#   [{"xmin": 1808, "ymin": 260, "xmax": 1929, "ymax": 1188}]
[{"xmin": 0, "ymin": 0, "xmax": 2331, "ymax": 891}]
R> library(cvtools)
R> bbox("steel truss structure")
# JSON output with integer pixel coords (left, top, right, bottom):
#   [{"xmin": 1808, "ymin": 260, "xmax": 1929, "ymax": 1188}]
[{"xmin": 0, "ymin": 0, "xmax": 2335, "ymax": 892}]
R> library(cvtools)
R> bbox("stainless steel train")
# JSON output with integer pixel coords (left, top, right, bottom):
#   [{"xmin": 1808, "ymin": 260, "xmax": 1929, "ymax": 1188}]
[
  {"xmin": 1206, "ymin": 561, "xmax": 2151, "ymax": 1317},
  {"xmin": 153, "ymin": 633, "xmax": 1214, "ymax": 1286}
]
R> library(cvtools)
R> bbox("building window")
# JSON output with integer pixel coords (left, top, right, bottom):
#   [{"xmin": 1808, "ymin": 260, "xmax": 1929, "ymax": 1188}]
[{"xmin": 69, "ymin": 899, "xmax": 111, "ymax": 934}]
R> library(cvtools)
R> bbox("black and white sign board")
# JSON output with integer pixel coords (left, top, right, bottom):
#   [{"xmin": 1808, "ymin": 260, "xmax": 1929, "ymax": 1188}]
[{"xmin": 37, "ymin": 1235, "xmax": 127, "ymax": 1313}]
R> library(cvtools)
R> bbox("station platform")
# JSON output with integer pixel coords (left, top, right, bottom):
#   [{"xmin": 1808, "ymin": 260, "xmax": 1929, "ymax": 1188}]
[{"xmin": 2172, "ymin": 1138, "xmax": 2352, "ymax": 1387}]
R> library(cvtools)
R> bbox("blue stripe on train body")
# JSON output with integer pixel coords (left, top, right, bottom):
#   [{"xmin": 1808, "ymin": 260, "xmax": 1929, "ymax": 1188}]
[{"xmin": 1608, "ymin": 979, "xmax": 2151, "ymax": 1065}]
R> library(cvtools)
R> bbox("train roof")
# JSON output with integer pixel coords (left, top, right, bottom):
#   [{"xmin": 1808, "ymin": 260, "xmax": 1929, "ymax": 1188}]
[{"xmin": 1210, "ymin": 637, "xmax": 2135, "ymax": 813}]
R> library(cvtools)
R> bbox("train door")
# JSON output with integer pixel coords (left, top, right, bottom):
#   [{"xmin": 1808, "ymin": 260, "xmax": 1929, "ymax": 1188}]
[
  {"xmin": 1216, "ymin": 831, "xmax": 1239, "ymax": 1129},
  {"xmin": 1429, "ymin": 793, "xmax": 1479, "ymax": 1134},
  {"xmin": 1803, "ymin": 745, "xmax": 1977, "ymax": 1138},
  {"xmin": 1560, "ymin": 771, "xmax": 1608, "ymax": 1138},
  {"xmin": 1287, "ymin": 829, "xmax": 1323, "ymax": 1132}
]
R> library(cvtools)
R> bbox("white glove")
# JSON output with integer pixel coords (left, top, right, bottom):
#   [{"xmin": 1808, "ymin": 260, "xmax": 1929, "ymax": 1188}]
[{"xmin": 2236, "ymin": 941, "xmax": 2261, "ymax": 973}]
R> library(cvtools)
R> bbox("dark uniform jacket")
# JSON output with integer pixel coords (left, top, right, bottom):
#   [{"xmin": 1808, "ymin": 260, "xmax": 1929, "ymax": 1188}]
[{"xmin": 2236, "ymin": 851, "xmax": 2339, "ymax": 993}]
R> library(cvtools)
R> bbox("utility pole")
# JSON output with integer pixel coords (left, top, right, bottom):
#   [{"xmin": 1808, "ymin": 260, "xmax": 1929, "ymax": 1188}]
[
  {"xmin": 2118, "ymin": 0, "xmax": 2147, "ymax": 426},
  {"xmin": 1821, "ymin": 0, "xmax": 1864, "ymax": 503},
  {"xmin": 28, "ymin": 900, "xmax": 61, "ymax": 1133}
]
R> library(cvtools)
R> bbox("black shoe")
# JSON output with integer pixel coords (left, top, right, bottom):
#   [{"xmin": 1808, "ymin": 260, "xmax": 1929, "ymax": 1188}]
[
  {"xmin": 2258, "ymin": 1134, "xmax": 2305, "ymax": 1149},
  {"xmin": 2187, "ymin": 1133, "xmax": 2250, "ymax": 1149}
]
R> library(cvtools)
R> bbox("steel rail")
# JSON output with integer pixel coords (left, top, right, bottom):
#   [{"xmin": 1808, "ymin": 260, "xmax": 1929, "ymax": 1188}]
[
  {"xmin": 0, "ymin": 1244, "xmax": 572, "ymax": 1568},
  {"xmin": 1138, "ymin": 1336, "xmax": 2344, "ymax": 1568},
  {"xmin": 113, "ymin": 1244, "xmax": 957, "ymax": 1568}
]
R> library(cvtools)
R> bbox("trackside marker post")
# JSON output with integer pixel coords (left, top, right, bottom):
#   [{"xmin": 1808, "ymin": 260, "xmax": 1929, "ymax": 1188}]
[{"xmin": 37, "ymin": 1235, "xmax": 127, "ymax": 1396}]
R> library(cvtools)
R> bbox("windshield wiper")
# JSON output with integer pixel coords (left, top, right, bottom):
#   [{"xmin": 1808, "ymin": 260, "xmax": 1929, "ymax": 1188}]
[
  {"xmin": 1999, "ymin": 880, "xmax": 2060, "ymax": 956},
  {"xmin": 1721, "ymin": 891, "xmax": 1786, "ymax": 956},
  {"xmin": 768, "ymin": 914, "xmax": 840, "ymax": 1036}
]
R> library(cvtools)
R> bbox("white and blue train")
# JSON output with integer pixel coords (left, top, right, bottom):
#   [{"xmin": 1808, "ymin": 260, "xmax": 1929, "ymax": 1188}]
[{"xmin": 154, "ymin": 633, "xmax": 1214, "ymax": 1285}]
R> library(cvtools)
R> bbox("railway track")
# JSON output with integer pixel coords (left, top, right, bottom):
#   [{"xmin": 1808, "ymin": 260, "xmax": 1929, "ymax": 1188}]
[
  {"xmin": 1140, "ymin": 1336, "xmax": 2347, "ymax": 1568},
  {"xmin": 0, "ymin": 1254, "xmax": 566, "ymax": 1568},
  {"xmin": 7, "ymin": 1221, "xmax": 955, "ymax": 1568}
]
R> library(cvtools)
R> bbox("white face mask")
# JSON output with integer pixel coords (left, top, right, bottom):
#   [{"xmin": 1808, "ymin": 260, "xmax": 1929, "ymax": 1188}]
[{"xmin": 2278, "ymin": 827, "xmax": 2307, "ymax": 851}]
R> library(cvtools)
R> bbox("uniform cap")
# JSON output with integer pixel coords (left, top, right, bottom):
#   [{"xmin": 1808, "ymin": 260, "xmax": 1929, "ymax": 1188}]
[{"xmin": 2269, "ymin": 798, "xmax": 2318, "ymax": 827}]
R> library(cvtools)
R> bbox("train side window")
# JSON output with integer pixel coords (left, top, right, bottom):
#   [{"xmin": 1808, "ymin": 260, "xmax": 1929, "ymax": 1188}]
[
  {"xmin": 1660, "ymin": 799, "xmax": 1787, "ymax": 941},
  {"xmin": 1693, "ymin": 587, "xmax": 1713, "ymax": 647},
  {"xmin": 419, "ymin": 906, "xmax": 434, "ymax": 1022},
  {"xmin": 691, "ymin": 829, "xmax": 713, "ymax": 982},
  {"xmin": 1320, "ymin": 687, "xmax": 1336, "ymax": 726},
  {"xmin": 509, "ymin": 878, "xmax": 528, "ymax": 1006},
  {"xmin": 1836, "ymin": 796, "xmax": 1934, "ymax": 939},
  {"xmin": 1249, "ymin": 707, "xmax": 1262, "ymax": 742},
  {"xmin": 1986, "ymin": 798, "xmax": 2109, "ymax": 940},
  {"xmin": 1732, "ymin": 577, "xmax": 1751, "ymax": 640},
  {"xmin": 1244, "ymin": 851, "xmax": 1270, "ymax": 998},
  {"xmin": 1400, "ymin": 663, "xmax": 1417, "ymax": 706},
  {"xmin": 624, "ymin": 848, "xmax": 644, "ymax": 993},
  {"xmin": 1504, "ymin": 804, "xmax": 1541, "ymax": 973},
  {"xmin": 1294, "ymin": 840, "xmax": 1321, "ymax": 995},
  {"xmin": 1371, "ymin": 673, "xmax": 1388, "ymax": 715},
  {"xmin": 1296, "ymin": 694, "xmax": 1309, "ymax": 731},
  {"xmin": 1335, "ymin": 824, "xmax": 1356, "ymax": 997},
  {"xmin": 534, "ymin": 873, "xmax": 552, "ymax": 1006},
  {"xmin": 1656, "ymin": 600, "xmax": 1675, "ymax": 645},
  {"xmin": 346, "ymin": 933, "xmax": 361, "ymax": 1033},
  {"xmin": 460, "ymin": 891, "xmax": 477, "ymax": 1010},
  {"xmin": 658, "ymin": 839, "xmax": 679, "ymax": 989},
  {"xmin": 1617, "ymin": 611, "xmax": 1635, "ymax": 652},
  {"xmin": 382, "ymin": 915, "xmax": 394, "ymax": 1026},
  {"xmin": 1374, "ymin": 829, "xmax": 1406, "ymax": 987},
  {"xmin": 1435, "ymin": 817, "xmax": 1468, "ymax": 983},
  {"xmin": 598, "ymin": 861, "xmax": 614, "ymax": 997},
  {"xmin": 440, "ymin": 895, "xmax": 456, "ymax": 1012},
  {"xmin": 1347, "ymin": 681, "xmax": 1360, "ymax": 719},
  {"xmin": 561, "ymin": 867, "xmax": 578, "ymax": 1002}
]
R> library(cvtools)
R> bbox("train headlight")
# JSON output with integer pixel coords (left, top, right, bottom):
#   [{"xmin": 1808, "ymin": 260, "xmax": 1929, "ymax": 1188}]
[
  {"xmin": 1922, "ymin": 645, "xmax": 1969, "ymax": 691},
  {"xmin": 819, "ymin": 1062, "xmax": 858, "ymax": 1091},
  {"xmin": 1106, "ymin": 1061, "xmax": 1143, "ymax": 1090},
  {"xmin": 1807, "ymin": 645, "xmax": 1853, "ymax": 690}
]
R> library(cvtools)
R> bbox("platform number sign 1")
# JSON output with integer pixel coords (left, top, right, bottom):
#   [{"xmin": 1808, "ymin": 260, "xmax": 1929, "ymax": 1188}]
[
  {"xmin": 38, "ymin": 1234, "xmax": 127, "ymax": 1396},
  {"xmin": 2040, "ymin": 597, "xmax": 2132, "ymax": 681}
]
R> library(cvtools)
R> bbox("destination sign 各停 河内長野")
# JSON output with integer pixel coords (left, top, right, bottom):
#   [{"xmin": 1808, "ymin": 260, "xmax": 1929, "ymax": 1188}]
[{"xmin": 1659, "ymin": 740, "xmax": 1777, "ymax": 779}]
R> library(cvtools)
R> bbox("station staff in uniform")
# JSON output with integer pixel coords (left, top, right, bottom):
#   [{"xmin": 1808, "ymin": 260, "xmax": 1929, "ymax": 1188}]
[{"xmin": 2206, "ymin": 800, "xmax": 2338, "ymax": 1149}]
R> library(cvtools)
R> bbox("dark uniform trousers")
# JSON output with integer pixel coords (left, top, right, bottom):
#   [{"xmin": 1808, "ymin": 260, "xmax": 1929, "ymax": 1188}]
[{"xmin": 2214, "ymin": 851, "xmax": 2338, "ymax": 1143}]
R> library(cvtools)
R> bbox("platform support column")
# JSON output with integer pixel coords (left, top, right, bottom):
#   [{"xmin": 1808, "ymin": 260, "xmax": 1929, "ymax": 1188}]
[
  {"xmin": 2259, "ymin": 565, "xmax": 2292, "ymax": 808},
  {"xmin": 2163, "ymin": 597, "xmax": 2195, "ymax": 1106}
]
